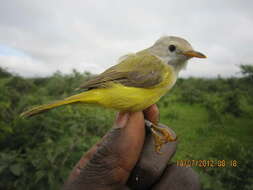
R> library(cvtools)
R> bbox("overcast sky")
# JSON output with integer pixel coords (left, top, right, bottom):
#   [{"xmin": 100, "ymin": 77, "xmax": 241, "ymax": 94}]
[{"xmin": 0, "ymin": 0, "xmax": 252, "ymax": 78}]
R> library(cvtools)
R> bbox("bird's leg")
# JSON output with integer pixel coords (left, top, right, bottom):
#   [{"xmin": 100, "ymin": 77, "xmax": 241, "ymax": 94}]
[
  {"xmin": 150, "ymin": 127, "xmax": 164, "ymax": 153},
  {"xmin": 152, "ymin": 124, "xmax": 176, "ymax": 142},
  {"xmin": 145, "ymin": 120, "xmax": 176, "ymax": 153}
]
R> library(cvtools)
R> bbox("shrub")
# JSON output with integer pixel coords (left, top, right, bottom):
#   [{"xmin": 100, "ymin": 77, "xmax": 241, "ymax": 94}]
[{"xmin": 202, "ymin": 139, "xmax": 253, "ymax": 190}]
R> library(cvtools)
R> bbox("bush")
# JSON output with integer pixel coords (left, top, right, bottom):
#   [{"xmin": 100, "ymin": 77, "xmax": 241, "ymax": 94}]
[
  {"xmin": 202, "ymin": 139, "xmax": 253, "ymax": 190},
  {"xmin": 222, "ymin": 90, "xmax": 243, "ymax": 117},
  {"xmin": 0, "ymin": 69, "xmax": 114, "ymax": 189},
  {"xmin": 0, "ymin": 68, "xmax": 12, "ymax": 78},
  {"xmin": 0, "ymin": 67, "xmax": 252, "ymax": 189}
]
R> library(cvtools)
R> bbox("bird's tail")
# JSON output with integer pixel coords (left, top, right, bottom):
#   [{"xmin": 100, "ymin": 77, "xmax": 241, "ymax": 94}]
[{"xmin": 20, "ymin": 91, "xmax": 98, "ymax": 118}]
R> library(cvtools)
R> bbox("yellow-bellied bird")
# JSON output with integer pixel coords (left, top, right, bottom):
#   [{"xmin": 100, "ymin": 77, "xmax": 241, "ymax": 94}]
[{"xmin": 21, "ymin": 36, "xmax": 206, "ymax": 152}]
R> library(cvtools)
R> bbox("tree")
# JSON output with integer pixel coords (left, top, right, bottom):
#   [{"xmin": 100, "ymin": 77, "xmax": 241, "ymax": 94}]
[{"xmin": 239, "ymin": 64, "xmax": 253, "ymax": 80}]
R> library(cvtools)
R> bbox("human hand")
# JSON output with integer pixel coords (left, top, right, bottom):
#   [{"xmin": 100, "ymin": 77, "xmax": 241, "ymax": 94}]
[{"xmin": 63, "ymin": 105, "xmax": 200, "ymax": 190}]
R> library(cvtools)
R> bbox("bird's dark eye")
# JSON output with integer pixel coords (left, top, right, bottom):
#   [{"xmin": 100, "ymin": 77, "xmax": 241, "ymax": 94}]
[{"xmin": 168, "ymin": 45, "xmax": 176, "ymax": 52}]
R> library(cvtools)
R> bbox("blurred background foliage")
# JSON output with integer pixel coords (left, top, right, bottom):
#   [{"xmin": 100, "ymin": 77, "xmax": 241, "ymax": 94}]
[{"xmin": 0, "ymin": 65, "xmax": 252, "ymax": 189}]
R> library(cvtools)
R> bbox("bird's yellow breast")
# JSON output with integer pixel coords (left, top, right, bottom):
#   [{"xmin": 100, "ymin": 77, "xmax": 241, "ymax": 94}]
[{"xmin": 80, "ymin": 65, "xmax": 177, "ymax": 112}]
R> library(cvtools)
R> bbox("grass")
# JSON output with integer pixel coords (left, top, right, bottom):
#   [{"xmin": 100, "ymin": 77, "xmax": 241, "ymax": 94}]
[
  {"xmin": 159, "ymin": 102, "xmax": 253, "ymax": 189},
  {"xmin": 160, "ymin": 103, "xmax": 209, "ymax": 160},
  {"xmin": 159, "ymin": 103, "xmax": 253, "ymax": 160}
]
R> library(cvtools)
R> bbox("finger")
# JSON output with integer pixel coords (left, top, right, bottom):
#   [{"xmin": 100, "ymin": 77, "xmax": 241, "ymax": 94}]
[
  {"xmin": 152, "ymin": 164, "xmax": 201, "ymax": 190},
  {"xmin": 66, "ymin": 142, "xmax": 100, "ymax": 183},
  {"xmin": 143, "ymin": 104, "xmax": 160, "ymax": 124},
  {"xmin": 127, "ymin": 123, "xmax": 177, "ymax": 189},
  {"xmin": 114, "ymin": 112, "xmax": 130, "ymax": 128},
  {"xmin": 64, "ymin": 111, "xmax": 146, "ymax": 189},
  {"xmin": 104, "ymin": 111, "xmax": 146, "ymax": 180},
  {"xmin": 66, "ymin": 112, "xmax": 131, "ymax": 184}
]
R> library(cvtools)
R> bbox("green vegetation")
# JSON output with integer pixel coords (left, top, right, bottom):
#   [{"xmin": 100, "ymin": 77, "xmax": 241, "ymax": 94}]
[{"xmin": 0, "ymin": 65, "xmax": 252, "ymax": 189}]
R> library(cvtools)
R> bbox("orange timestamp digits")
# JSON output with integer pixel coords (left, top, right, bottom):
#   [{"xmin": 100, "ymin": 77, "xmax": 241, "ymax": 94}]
[{"xmin": 176, "ymin": 160, "xmax": 238, "ymax": 168}]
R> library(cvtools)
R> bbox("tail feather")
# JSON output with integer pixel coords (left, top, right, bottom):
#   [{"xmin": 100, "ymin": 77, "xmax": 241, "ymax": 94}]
[
  {"xmin": 20, "ymin": 99, "xmax": 78, "ymax": 118},
  {"xmin": 20, "ymin": 91, "xmax": 98, "ymax": 118}
]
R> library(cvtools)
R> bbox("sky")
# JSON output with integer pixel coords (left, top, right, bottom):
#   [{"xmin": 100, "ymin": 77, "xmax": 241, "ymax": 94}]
[{"xmin": 0, "ymin": 0, "xmax": 252, "ymax": 78}]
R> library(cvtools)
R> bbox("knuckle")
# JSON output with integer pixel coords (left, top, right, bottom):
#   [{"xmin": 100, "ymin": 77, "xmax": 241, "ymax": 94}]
[
  {"xmin": 139, "ymin": 159, "xmax": 161, "ymax": 178},
  {"xmin": 78, "ymin": 129, "xmax": 126, "ymax": 186}
]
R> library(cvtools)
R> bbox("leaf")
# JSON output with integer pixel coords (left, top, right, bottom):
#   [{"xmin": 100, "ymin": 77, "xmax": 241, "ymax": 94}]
[
  {"xmin": 0, "ymin": 164, "xmax": 7, "ymax": 174},
  {"xmin": 10, "ymin": 164, "xmax": 22, "ymax": 176},
  {"xmin": 35, "ymin": 170, "xmax": 45, "ymax": 183}
]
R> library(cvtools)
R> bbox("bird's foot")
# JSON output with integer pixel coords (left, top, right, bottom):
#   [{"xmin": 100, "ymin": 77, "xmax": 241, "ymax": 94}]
[{"xmin": 145, "ymin": 120, "xmax": 177, "ymax": 153}]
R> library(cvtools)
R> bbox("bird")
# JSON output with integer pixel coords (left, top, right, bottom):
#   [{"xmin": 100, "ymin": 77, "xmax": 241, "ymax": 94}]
[{"xmin": 21, "ymin": 36, "xmax": 206, "ymax": 152}]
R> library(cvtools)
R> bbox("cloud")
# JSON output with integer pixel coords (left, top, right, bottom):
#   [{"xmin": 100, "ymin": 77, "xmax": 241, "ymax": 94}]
[
  {"xmin": 0, "ymin": 0, "xmax": 252, "ymax": 77},
  {"xmin": 0, "ymin": 55, "xmax": 49, "ymax": 77}
]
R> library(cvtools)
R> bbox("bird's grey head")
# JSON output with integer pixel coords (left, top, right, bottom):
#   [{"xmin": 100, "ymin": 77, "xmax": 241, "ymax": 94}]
[{"xmin": 149, "ymin": 36, "xmax": 206, "ymax": 72}]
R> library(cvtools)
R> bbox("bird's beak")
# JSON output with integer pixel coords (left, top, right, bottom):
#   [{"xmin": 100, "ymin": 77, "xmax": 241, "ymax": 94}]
[{"xmin": 182, "ymin": 50, "xmax": 207, "ymax": 58}]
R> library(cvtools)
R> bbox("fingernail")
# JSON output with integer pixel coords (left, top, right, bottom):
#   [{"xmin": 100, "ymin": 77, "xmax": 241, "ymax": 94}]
[{"xmin": 114, "ymin": 112, "xmax": 129, "ymax": 128}]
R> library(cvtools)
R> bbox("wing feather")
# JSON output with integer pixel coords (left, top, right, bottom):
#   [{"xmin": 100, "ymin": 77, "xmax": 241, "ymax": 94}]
[{"xmin": 78, "ymin": 51, "xmax": 166, "ymax": 89}]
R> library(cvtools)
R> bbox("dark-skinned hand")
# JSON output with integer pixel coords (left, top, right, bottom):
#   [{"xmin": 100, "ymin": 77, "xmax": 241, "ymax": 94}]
[{"xmin": 63, "ymin": 105, "xmax": 201, "ymax": 190}]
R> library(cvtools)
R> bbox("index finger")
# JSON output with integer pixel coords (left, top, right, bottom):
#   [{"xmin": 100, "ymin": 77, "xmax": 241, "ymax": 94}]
[{"xmin": 143, "ymin": 104, "xmax": 160, "ymax": 125}]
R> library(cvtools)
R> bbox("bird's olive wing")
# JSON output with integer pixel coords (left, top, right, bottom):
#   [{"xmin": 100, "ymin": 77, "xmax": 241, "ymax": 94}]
[{"xmin": 78, "ymin": 52, "xmax": 166, "ymax": 89}]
